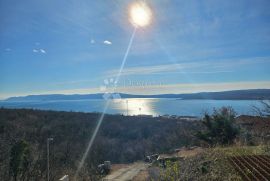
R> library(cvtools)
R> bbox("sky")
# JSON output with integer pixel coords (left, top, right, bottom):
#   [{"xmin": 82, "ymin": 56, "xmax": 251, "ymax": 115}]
[{"xmin": 1, "ymin": 0, "xmax": 270, "ymax": 99}]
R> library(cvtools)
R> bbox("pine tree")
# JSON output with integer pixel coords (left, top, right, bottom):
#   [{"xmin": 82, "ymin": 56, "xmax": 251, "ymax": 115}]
[{"xmin": 9, "ymin": 140, "xmax": 30, "ymax": 181}]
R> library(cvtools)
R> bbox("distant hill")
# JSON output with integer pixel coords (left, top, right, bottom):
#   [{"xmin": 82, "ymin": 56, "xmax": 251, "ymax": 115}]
[
  {"xmin": 4, "ymin": 93, "xmax": 105, "ymax": 101},
  {"xmin": 4, "ymin": 89, "xmax": 270, "ymax": 101}
]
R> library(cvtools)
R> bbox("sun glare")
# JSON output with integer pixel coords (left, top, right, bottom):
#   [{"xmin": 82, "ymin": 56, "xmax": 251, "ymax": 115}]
[{"xmin": 130, "ymin": 2, "xmax": 152, "ymax": 27}]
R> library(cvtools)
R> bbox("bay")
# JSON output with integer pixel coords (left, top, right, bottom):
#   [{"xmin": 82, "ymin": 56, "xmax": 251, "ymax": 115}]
[{"xmin": 0, "ymin": 98, "xmax": 262, "ymax": 117}]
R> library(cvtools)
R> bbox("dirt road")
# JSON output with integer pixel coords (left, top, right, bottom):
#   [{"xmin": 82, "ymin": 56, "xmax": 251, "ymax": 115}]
[{"xmin": 103, "ymin": 162, "xmax": 149, "ymax": 181}]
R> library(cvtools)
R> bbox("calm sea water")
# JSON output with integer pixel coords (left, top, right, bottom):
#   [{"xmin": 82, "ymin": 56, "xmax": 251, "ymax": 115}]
[{"xmin": 0, "ymin": 99, "xmax": 262, "ymax": 117}]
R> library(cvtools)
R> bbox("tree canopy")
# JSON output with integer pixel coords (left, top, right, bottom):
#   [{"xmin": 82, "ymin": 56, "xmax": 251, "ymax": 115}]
[{"xmin": 197, "ymin": 107, "xmax": 239, "ymax": 145}]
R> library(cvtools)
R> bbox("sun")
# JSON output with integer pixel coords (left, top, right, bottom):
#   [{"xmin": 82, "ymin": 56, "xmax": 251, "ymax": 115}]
[{"xmin": 129, "ymin": 2, "xmax": 152, "ymax": 27}]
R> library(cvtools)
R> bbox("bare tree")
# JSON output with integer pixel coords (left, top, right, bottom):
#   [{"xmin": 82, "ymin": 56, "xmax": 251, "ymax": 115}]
[{"xmin": 253, "ymin": 100, "xmax": 270, "ymax": 117}]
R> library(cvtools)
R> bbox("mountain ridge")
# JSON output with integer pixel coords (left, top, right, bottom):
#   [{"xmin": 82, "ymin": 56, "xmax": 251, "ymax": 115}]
[{"xmin": 3, "ymin": 89, "xmax": 270, "ymax": 101}]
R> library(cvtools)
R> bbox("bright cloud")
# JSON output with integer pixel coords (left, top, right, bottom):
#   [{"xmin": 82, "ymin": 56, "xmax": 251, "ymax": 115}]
[
  {"xmin": 33, "ymin": 49, "xmax": 46, "ymax": 54},
  {"xmin": 103, "ymin": 40, "xmax": 112, "ymax": 45}
]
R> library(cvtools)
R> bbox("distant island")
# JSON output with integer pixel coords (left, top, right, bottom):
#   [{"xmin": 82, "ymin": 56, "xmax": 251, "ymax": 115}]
[{"xmin": 3, "ymin": 89, "xmax": 270, "ymax": 102}]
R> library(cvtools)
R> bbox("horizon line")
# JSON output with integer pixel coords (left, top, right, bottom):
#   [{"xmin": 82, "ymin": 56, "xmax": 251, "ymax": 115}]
[
  {"xmin": 1, "ymin": 81, "xmax": 270, "ymax": 100},
  {"xmin": 2, "ymin": 88, "xmax": 270, "ymax": 100}
]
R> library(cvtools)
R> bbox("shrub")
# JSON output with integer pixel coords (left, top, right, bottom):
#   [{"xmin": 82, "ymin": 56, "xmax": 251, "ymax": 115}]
[{"xmin": 197, "ymin": 107, "xmax": 239, "ymax": 145}]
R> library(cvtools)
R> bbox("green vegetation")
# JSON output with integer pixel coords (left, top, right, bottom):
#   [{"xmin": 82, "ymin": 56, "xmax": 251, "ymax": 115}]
[
  {"xmin": 197, "ymin": 107, "xmax": 240, "ymax": 145},
  {"xmin": 158, "ymin": 161, "xmax": 181, "ymax": 181},
  {"xmin": 9, "ymin": 140, "xmax": 31, "ymax": 181}
]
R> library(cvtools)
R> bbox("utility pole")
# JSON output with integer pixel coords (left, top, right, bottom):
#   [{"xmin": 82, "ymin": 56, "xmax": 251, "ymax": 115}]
[{"xmin": 47, "ymin": 138, "xmax": 54, "ymax": 181}]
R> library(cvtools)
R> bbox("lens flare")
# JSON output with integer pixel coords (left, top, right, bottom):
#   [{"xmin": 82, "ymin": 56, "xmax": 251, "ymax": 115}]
[
  {"xmin": 74, "ymin": 28, "xmax": 137, "ymax": 180},
  {"xmin": 130, "ymin": 2, "xmax": 152, "ymax": 27},
  {"xmin": 75, "ymin": 2, "xmax": 152, "ymax": 179}
]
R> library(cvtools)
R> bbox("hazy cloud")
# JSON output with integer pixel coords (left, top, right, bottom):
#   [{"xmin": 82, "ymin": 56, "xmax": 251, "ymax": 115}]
[
  {"xmin": 107, "ymin": 57, "xmax": 270, "ymax": 77},
  {"xmin": 33, "ymin": 49, "xmax": 39, "ymax": 53},
  {"xmin": 111, "ymin": 81, "xmax": 270, "ymax": 95},
  {"xmin": 40, "ymin": 49, "xmax": 46, "ymax": 54},
  {"xmin": 2, "ymin": 81, "xmax": 269, "ymax": 99},
  {"xmin": 91, "ymin": 39, "xmax": 95, "ymax": 44}
]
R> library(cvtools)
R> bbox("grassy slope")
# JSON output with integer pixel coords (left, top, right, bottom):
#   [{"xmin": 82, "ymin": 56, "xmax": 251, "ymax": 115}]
[{"xmin": 147, "ymin": 145, "xmax": 270, "ymax": 181}]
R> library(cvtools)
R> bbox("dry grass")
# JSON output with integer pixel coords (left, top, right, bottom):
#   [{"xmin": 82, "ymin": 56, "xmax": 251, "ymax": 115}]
[
  {"xmin": 132, "ymin": 170, "xmax": 149, "ymax": 181},
  {"xmin": 147, "ymin": 145, "xmax": 270, "ymax": 181}
]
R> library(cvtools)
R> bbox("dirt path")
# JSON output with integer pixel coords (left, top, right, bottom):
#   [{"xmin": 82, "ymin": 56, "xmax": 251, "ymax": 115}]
[{"xmin": 103, "ymin": 162, "xmax": 149, "ymax": 181}]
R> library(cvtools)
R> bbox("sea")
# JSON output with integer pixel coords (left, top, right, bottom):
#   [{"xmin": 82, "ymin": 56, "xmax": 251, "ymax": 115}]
[{"xmin": 0, "ymin": 98, "xmax": 263, "ymax": 117}]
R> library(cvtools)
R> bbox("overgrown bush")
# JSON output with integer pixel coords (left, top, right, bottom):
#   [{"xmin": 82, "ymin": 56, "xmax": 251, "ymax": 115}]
[
  {"xmin": 197, "ymin": 107, "xmax": 240, "ymax": 146},
  {"xmin": 159, "ymin": 161, "xmax": 181, "ymax": 181}
]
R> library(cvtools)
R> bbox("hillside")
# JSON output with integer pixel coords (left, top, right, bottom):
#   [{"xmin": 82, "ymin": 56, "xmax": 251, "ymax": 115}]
[
  {"xmin": 4, "ymin": 89, "xmax": 270, "ymax": 101},
  {"xmin": 0, "ymin": 108, "xmax": 202, "ymax": 180},
  {"xmin": 1, "ymin": 108, "xmax": 269, "ymax": 180},
  {"xmin": 144, "ymin": 146, "xmax": 270, "ymax": 181}
]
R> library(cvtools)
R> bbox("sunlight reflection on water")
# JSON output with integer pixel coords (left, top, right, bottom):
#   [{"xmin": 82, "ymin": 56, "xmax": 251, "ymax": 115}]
[{"xmin": 110, "ymin": 98, "xmax": 158, "ymax": 116}]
